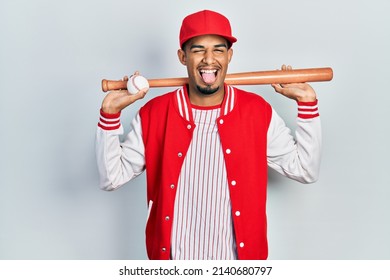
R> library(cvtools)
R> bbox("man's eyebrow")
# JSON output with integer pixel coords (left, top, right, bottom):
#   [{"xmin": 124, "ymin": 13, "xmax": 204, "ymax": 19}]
[
  {"xmin": 189, "ymin": 45, "xmax": 205, "ymax": 50},
  {"xmin": 189, "ymin": 43, "xmax": 228, "ymax": 50},
  {"xmin": 214, "ymin": 43, "xmax": 228, "ymax": 48}
]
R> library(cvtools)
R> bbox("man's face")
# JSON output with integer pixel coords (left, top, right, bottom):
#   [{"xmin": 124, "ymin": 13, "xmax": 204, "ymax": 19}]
[{"xmin": 178, "ymin": 35, "xmax": 233, "ymax": 96}]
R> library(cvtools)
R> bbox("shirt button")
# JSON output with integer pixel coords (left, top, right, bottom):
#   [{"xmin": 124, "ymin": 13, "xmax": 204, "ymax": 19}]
[
  {"xmin": 231, "ymin": 180, "xmax": 237, "ymax": 186},
  {"xmin": 219, "ymin": 119, "xmax": 224, "ymax": 124},
  {"xmin": 226, "ymin": 149, "xmax": 231, "ymax": 154},
  {"xmin": 235, "ymin": 211, "xmax": 241, "ymax": 216},
  {"xmin": 239, "ymin": 242, "xmax": 245, "ymax": 248},
  {"xmin": 187, "ymin": 124, "xmax": 192, "ymax": 129},
  {"xmin": 178, "ymin": 152, "xmax": 183, "ymax": 157}
]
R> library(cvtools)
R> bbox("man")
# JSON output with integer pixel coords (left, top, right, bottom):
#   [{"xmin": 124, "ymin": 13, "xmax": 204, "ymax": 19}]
[{"xmin": 96, "ymin": 10, "xmax": 321, "ymax": 260}]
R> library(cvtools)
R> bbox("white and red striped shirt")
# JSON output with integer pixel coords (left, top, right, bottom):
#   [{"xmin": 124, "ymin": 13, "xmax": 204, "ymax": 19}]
[{"xmin": 171, "ymin": 106, "xmax": 236, "ymax": 260}]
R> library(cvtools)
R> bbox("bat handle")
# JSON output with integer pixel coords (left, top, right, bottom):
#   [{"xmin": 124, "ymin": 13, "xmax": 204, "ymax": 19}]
[{"xmin": 101, "ymin": 79, "xmax": 127, "ymax": 92}]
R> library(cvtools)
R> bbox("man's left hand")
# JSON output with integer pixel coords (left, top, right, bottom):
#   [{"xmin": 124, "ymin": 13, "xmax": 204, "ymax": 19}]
[{"xmin": 271, "ymin": 65, "xmax": 317, "ymax": 102}]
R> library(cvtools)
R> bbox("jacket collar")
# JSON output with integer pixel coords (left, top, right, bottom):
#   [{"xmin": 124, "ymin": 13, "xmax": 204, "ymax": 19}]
[{"xmin": 175, "ymin": 84, "xmax": 236, "ymax": 122}]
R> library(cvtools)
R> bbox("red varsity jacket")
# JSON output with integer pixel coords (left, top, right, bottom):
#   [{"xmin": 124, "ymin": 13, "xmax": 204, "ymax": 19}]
[{"xmin": 139, "ymin": 85, "xmax": 272, "ymax": 260}]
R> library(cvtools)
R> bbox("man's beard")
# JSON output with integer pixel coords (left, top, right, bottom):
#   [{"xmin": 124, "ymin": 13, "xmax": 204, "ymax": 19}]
[{"xmin": 196, "ymin": 85, "xmax": 220, "ymax": 95}]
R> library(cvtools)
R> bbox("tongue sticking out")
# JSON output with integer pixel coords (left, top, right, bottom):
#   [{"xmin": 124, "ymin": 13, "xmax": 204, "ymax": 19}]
[{"xmin": 201, "ymin": 72, "xmax": 217, "ymax": 84}]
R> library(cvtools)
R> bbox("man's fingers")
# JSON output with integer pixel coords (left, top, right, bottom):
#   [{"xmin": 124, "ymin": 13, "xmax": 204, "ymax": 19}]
[
  {"xmin": 130, "ymin": 87, "xmax": 148, "ymax": 101},
  {"xmin": 280, "ymin": 64, "xmax": 292, "ymax": 71},
  {"xmin": 271, "ymin": 83, "xmax": 284, "ymax": 93},
  {"xmin": 279, "ymin": 82, "xmax": 308, "ymax": 88},
  {"xmin": 123, "ymin": 71, "xmax": 142, "ymax": 81}
]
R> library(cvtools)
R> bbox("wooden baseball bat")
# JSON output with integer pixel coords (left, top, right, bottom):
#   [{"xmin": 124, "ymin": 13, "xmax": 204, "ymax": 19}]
[{"xmin": 101, "ymin": 67, "xmax": 333, "ymax": 92}]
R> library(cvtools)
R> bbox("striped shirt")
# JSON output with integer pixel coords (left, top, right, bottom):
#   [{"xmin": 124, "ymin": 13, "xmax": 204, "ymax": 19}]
[{"xmin": 170, "ymin": 105, "xmax": 236, "ymax": 260}]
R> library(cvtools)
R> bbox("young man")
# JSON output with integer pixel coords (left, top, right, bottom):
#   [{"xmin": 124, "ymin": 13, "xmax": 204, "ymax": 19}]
[{"xmin": 96, "ymin": 10, "xmax": 321, "ymax": 260}]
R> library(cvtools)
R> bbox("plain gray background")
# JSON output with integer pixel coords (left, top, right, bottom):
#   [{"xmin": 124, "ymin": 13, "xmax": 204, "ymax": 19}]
[{"xmin": 1, "ymin": 0, "xmax": 389, "ymax": 259}]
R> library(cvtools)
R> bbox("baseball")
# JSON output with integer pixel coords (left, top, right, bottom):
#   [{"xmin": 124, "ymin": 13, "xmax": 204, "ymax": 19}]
[{"xmin": 127, "ymin": 75, "xmax": 149, "ymax": 95}]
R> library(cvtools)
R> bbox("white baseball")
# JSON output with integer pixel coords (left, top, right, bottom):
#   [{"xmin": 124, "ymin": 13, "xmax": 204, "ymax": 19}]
[{"xmin": 127, "ymin": 75, "xmax": 149, "ymax": 95}]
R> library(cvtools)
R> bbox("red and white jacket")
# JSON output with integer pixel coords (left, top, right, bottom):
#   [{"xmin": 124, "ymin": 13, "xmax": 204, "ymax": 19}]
[{"xmin": 96, "ymin": 84, "xmax": 321, "ymax": 260}]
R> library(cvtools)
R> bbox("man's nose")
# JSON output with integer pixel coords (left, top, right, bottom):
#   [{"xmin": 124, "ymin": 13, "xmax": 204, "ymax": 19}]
[{"xmin": 202, "ymin": 50, "xmax": 215, "ymax": 64}]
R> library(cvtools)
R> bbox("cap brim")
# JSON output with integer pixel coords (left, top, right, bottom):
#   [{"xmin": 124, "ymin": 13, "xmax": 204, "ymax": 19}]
[{"xmin": 180, "ymin": 33, "xmax": 237, "ymax": 48}]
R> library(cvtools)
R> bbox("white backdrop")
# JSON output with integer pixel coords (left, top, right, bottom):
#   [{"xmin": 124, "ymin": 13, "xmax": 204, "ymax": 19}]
[{"xmin": 1, "ymin": 0, "xmax": 389, "ymax": 259}]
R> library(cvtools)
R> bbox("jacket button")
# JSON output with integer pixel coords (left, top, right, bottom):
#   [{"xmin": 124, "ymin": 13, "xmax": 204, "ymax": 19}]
[
  {"xmin": 231, "ymin": 180, "xmax": 237, "ymax": 186},
  {"xmin": 235, "ymin": 211, "xmax": 241, "ymax": 216},
  {"xmin": 187, "ymin": 124, "xmax": 192, "ymax": 129},
  {"xmin": 165, "ymin": 216, "xmax": 170, "ymax": 221},
  {"xmin": 219, "ymin": 119, "xmax": 224, "ymax": 124},
  {"xmin": 162, "ymin": 247, "xmax": 166, "ymax": 252},
  {"xmin": 178, "ymin": 152, "xmax": 183, "ymax": 157},
  {"xmin": 226, "ymin": 149, "xmax": 231, "ymax": 154},
  {"xmin": 239, "ymin": 242, "xmax": 245, "ymax": 248},
  {"xmin": 170, "ymin": 184, "xmax": 175, "ymax": 189}
]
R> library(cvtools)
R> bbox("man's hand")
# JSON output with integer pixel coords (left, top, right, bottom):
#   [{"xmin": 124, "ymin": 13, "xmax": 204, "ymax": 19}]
[
  {"xmin": 271, "ymin": 65, "xmax": 317, "ymax": 102},
  {"xmin": 101, "ymin": 71, "xmax": 148, "ymax": 114}
]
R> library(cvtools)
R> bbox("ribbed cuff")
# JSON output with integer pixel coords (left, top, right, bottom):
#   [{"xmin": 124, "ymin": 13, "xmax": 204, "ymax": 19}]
[
  {"xmin": 297, "ymin": 100, "xmax": 319, "ymax": 119},
  {"xmin": 98, "ymin": 109, "xmax": 121, "ymax": 130}
]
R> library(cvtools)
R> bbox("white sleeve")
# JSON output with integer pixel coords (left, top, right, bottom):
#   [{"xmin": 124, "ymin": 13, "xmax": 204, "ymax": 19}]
[
  {"xmin": 95, "ymin": 111, "xmax": 145, "ymax": 191},
  {"xmin": 267, "ymin": 105, "xmax": 322, "ymax": 183}
]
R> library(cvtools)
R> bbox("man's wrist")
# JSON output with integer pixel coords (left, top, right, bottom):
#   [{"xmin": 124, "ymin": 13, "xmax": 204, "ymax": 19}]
[
  {"xmin": 101, "ymin": 105, "xmax": 121, "ymax": 115},
  {"xmin": 100, "ymin": 108, "xmax": 121, "ymax": 118},
  {"xmin": 296, "ymin": 95, "xmax": 317, "ymax": 103}
]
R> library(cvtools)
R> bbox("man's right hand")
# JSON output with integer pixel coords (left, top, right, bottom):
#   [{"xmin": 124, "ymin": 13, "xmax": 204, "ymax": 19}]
[{"xmin": 101, "ymin": 73, "xmax": 148, "ymax": 114}]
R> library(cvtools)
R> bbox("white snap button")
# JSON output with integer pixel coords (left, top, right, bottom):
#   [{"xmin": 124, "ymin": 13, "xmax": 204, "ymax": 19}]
[
  {"xmin": 187, "ymin": 124, "xmax": 192, "ymax": 129},
  {"xmin": 219, "ymin": 119, "xmax": 224, "ymax": 124},
  {"xmin": 170, "ymin": 184, "xmax": 175, "ymax": 189},
  {"xmin": 231, "ymin": 180, "xmax": 237, "ymax": 186},
  {"xmin": 239, "ymin": 242, "xmax": 244, "ymax": 248},
  {"xmin": 235, "ymin": 211, "xmax": 241, "ymax": 216},
  {"xmin": 162, "ymin": 247, "xmax": 166, "ymax": 252},
  {"xmin": 226, "ymin": 149, "xmax": 231, "ymax": 154},
  {"xmin": 178, "ymin": 152, "xmax": 183, "ymax": 157},
  {"xmin": 165, "ymin": 216, "xmax": 170, "ymax": 221}
]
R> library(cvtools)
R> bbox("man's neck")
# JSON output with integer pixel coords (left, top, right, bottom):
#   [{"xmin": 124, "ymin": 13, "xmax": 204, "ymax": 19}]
[{"xmin": 188, "ymin": 86, "xmax": 225, "ymax": 107}]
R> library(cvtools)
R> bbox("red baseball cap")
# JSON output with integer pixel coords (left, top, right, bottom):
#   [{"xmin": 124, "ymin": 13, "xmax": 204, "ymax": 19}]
[{"xmin": 179, "ymin": 10, "xmax": 237, "ymax": 48}]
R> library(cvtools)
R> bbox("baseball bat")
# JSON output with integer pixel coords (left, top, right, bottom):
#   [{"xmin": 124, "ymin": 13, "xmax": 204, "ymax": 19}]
[{"xmin": 101, "ymin": 67, "xmax": 333, "ymax": 92}]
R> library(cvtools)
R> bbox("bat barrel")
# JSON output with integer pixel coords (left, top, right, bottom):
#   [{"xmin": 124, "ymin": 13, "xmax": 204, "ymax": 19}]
[{"xmin": 224, "ymin": 67, "xmax": 333, "ymax": 85}]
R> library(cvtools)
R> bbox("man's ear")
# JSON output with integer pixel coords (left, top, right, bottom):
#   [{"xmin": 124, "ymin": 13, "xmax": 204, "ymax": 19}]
[
  {"xmin": 177, "ymin": 49, "xmax": 187, "ymax": 65},
  {"xmin": 228, "ymin": 47, "xmax": 233, "ymax": 64}
]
